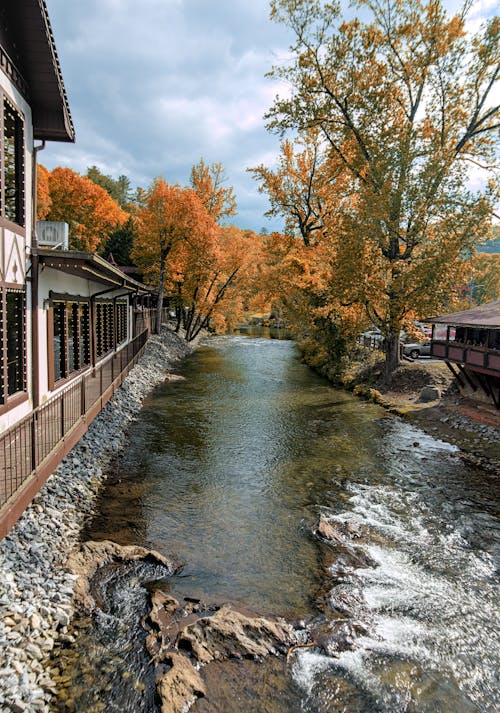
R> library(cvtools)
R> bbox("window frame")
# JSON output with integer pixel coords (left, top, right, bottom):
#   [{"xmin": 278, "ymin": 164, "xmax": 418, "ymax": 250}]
[
  {"xmin": 47, "ymin": 296, "xmax": 92, "ymax": 390},
  {"xmin": 94, "ymin": 298, "xmax": 125, "ymax": 360},
  {"xmin": 0, "ymin": 284, "xmax": 28, "ymax": 413},
  {"xmin": 0, "ymin": 93, "xmax": 26, "ymax": 233}
]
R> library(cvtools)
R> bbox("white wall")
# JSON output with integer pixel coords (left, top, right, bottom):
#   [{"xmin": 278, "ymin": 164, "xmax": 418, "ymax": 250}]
[
  {"xmin": 36, "ymin": 267, "xmax": 133, "ymax": 402},
  {"xmin": 0, "ymin": 70, "xmax": 34, "ymax": 432}
]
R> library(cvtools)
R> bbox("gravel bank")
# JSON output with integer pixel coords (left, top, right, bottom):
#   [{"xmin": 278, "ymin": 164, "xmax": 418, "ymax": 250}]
[{"xmin": 0, "ymin": 327, "xmax": 193, "ymax": 713}]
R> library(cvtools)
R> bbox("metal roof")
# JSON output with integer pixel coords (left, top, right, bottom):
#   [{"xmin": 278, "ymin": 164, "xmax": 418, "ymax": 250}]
[
  {"xmin": 424, "ymin": 301, "xmax": 500, "ymax": 328},
  {"xmin": 0, "ymin": 0, "xmax": 75, "ymax": 142},
  {"xmin": 33, "ymin": 248, "xmax": 153, "ymax": 293}
]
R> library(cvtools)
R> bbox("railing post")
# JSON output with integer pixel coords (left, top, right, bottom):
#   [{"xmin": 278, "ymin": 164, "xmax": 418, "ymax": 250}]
[
  {"xmin": 60, "ymin": 395, "xmax": 65, "ymax": 440},
  {"xmin": 31, "ymin": 414, "xmax": 37, "ymax": 473},
  {"xmin": 81, "ymin": 375, "xmax": 85, "ymax": 416}
]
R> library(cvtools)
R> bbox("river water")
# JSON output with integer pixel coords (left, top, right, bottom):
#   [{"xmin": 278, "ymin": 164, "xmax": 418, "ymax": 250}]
[{"xmin": 61, "ymin": 335, "xmax": 498, "ymax": 712}]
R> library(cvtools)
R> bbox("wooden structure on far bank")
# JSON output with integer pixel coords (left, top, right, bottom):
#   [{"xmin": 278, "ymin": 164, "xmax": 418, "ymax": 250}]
[{"xmin": 426, "ymin": 301, "xmax": 500, "ymax": 409}]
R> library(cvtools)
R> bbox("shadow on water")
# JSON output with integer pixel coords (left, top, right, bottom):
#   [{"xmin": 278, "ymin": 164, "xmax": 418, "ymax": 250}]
[{"xmin": 65, "ymin": 334, "xmax": 499, "ymax": 713}]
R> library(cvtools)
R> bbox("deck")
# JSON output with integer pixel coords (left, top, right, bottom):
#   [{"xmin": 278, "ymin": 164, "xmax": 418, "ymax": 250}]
[{"xmin": 0, "ymin": 330, "xmax": 148, "ymax": 538}]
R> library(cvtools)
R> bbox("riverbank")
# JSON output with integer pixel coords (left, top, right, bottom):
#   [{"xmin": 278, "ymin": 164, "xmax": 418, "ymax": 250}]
[
  {"xmin": 0, "ymin": 327, "xmax": 194, "ymax": 713},
  {"xmin": 342, "ymin": 351, "xmax": 500, "ymax": 473}
]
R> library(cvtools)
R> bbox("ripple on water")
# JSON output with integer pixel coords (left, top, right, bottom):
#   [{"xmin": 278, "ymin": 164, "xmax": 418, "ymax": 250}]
[
  {"xmin": 76, "ymin": 336, "xmax": 498, "ymax": 713},
  {"xmin": 298, "ymin": 419, "xmax": 499, "ymax": 712}
]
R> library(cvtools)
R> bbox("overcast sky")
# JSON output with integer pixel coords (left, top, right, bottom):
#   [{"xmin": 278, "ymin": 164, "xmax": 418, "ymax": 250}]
[
  {"xmin": 43, "ymin": 0, "xmax": 292, "ymax": 232},
  {"xmin": 43, "ymin": 0, "xmax": 497, "ymax": 233}
]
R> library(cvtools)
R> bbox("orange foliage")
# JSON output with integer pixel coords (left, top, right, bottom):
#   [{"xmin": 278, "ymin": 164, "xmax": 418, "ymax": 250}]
[
  {"xmin": 46, "ymin": 167, "xmax": 128, "ymax": 252},
  {"xmin": 190, "ymin": 159, "xmax": 236, "ymax": 223},
  {"xmin": 168, "ymin": 224, "xmax": 260, "ymax": 340},
  {"xmin": 36, "ymin": 164, "xmax": 51, "ymax": 220},
  {"xmin": 132, "ymin": 179, "xmax": 212, "ymax": 283},
  {"xmin": 259, "ymin": 0, "xmax": 499, "ymax": 376}
]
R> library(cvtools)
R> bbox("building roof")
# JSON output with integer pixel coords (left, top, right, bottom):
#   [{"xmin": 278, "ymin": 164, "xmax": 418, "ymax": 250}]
[
  {"xmin": 33, "ymin": 248, "xmax": 153, "ymax": 293},
  {"xmin": 0, "ymin": 0, "xmax": 74, "ymax": 142},
  {"xmin": 425, "ymin": 301, "xmax": 500, "ymax": 328}
]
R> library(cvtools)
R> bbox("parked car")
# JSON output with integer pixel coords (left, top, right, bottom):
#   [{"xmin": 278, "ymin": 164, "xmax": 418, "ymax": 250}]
[{"xmin": 403, "ymin": 341, "xmax": 431, "ymax": 358}]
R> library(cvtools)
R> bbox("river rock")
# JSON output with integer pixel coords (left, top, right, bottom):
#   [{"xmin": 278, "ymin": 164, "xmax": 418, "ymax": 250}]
[
  {"xmin": 66, "ymin": 540, "xmax": 182, "ymax": 611},
  {"xmin": 156, "ymin": 652, "xmax": 206, "ymax": 713},
  {"xmin": 311, "ymin": 618, "xmax": 368, "ymax": 656},
  {"xmin": 316, "ymin": 515, "xmax": 343, "ymax": 542},
  {"xmin": 175, "ymin": 605, "xmax": 297, "ymax": 664},
  {"xmin": 150, "ymin": 591, "xmax": 180, "ymax": 629},
  {"xmin": 418, "ymin": 385, "xmax": 441, "ymax": 402}
]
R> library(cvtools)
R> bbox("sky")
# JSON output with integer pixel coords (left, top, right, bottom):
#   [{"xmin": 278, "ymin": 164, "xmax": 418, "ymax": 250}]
[
  {"xmin": 43, "ymin": 0, "xmax": 498, "ymax": 234},
  {"xmin": 43, "ymin": 0, "xmax": 293, "ymax": 233}
]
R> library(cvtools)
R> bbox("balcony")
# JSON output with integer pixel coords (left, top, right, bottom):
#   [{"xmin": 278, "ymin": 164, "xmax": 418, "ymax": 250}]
[{"xmin": 431, "ymin": 340, "xmax": 500, "ymax": 376}]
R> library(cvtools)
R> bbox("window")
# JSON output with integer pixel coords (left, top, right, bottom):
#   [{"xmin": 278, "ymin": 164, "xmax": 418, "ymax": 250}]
[
  {"xmin": 51, "ymin": 300, "xmax": 90, "ymax": 383},
  {"xmin": 0, "ymin": 288, "xmax": 26, "ymax": 404},
  {"xmin": 1, "ymin": 98, "xmax": 24, "ymax": 227},
  {"xmin": 116, "ymin": 300, "xmax": 128, "ymax": 344},
  {"xmin": 95, "ymin": 301, "xmax": 120, "ymax": 358}
]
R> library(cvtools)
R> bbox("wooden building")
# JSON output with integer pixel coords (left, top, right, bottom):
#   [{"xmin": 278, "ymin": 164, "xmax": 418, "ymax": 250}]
[
  {"xmin": 427, "ymin": 301, "xmax": 500, "ymax": 409},
  {"xmin": 0, "ymin": 1, "xmax": 161, "ymax": 538}
]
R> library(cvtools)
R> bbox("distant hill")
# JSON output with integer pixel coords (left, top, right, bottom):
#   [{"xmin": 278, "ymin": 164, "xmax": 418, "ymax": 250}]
[
  {"xmin": 478, "ymin": 227, "xmax": 500, "ymax": 254},
  {"xmin": 478, "ymin": 238, "xmax": 500, "ymax": 254}
]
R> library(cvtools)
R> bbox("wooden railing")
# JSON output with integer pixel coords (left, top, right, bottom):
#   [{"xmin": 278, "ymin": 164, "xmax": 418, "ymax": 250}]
[
  {"xmin": 431, "ymin": 340, "xmax": 500, "ymax": 374},
  {"xmin": 133, "ymin": 307, "xmax": 170, "ymax": 338},
  {"xmin": 0, "ymin": 329, "xmax": 149, "ymax": 538}
]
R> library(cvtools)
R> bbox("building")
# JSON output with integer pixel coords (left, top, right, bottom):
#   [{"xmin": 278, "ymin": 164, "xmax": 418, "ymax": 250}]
[
  {"xmin": 427, "ymin": 301, "xmax": 500, "ymax": 409},
  {"xmin": 0, "ymin": 1, "xmax": 161, "ymax": 538}
]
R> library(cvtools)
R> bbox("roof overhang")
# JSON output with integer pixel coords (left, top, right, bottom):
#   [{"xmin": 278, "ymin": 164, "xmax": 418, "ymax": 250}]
[
  {"xmin": 33, "ymin": 248, "xmax": 153, "ymax": 294},
  {"xmin": 424, "ymin": 301, "xmax": 500, "ymax": 329},
  {"xmin": 0, "ymin": 0, "xmax": 75, "ymax": 142}
]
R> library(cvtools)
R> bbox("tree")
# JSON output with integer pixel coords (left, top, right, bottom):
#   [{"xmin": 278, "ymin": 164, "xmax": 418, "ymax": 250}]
[
  {"xmin": 249, "ymin": 132, "xmax": 337, "ymax": 246},
  {"xmin": 132, "ymin": 178, "xmax": 216, "ymax": 334},
  {"xmin": 265, "ymin": 0, "xmax": 499, "ymax": 379},
  {"xmin": 471, "ymin": 252, "xmax": 500, "ymax": 303},
  {"xmin": 36, "ymin": 164, "xmax": 52, "ymax": 220},
  {"xmin": 100, "ymin": 217, "xmax": 136, "ymax": 265},
  {"xmin": 86, "ymin": 165, "xmax": 132, "ymax": 208},
  {"xmin": 190, "ymin": 159, "xmax": 237, "ymax": 223},
  {"xmin": 46, "ymin": 167, "xmax": 128, "ymax": 252},
  {"xmin": 168, "ymin": 225, "xmax": 259, "ymax": 340}
]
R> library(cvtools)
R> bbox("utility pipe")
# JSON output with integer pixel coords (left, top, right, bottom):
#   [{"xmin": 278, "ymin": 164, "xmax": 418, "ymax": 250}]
[{"xmin": 30, "ymin": 141, "xmax": 45, "ymax": 410}]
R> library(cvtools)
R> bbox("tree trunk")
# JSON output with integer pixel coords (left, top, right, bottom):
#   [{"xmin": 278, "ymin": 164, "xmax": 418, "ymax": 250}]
[
  {"xmin": 384, "ymin": 331, "xmax": 401, "ymax": 383},
  {"xmin": 155, "ymin": 249, "xmax": 167, "ymax": 335}
]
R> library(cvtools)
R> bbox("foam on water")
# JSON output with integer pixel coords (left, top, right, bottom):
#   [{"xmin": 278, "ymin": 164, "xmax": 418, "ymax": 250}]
[{"xmin": 294, "ymin": 420, "xmax": 499, "ymax": 712}]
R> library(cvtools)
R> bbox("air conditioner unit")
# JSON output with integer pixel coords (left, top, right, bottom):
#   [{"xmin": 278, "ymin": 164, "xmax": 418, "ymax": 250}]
[{"xmin": 36, "ymin": 221, "xmax": 69, "ymax": 250}]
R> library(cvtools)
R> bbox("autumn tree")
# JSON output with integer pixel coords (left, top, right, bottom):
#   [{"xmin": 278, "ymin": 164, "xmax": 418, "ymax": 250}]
[
  {"xmin": 36, "ymin": 164, "xmax": 51, "ymax": 220},
  {"xmin": 471, "ymin": 252, "xmax": 500, "ymax": 303},
  {"xmin": 132, "ymin": 178, "xmax": 216, "ymax": 334},
  {"xmin": 44, "ymin": 167, "xmax": 128, "ymax": 252},
  {"xmin": 168, "ymin": 225, "xmax": 262, "ymax": 340},
  {"xmin": 249, "ymin": 132, "xmax": 339, "ymax": 246},
  {"xmin": 264, "ymin": 0, "xmax": 499, "ymax": 379},
  {"xmin": 190, "ymin": 159, "xmax": 237, "ymax": 223}
]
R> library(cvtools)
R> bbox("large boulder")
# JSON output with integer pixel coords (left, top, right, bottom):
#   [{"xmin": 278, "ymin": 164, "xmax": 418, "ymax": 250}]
[
  {"xmin": 175, "ymin": 605, "xmax": 297, "ymax": 664},
  {"xmin": 418, "ymin": 385, "xmax": 441, "ymax": 403},
  {"xmin": 156, "ymin": 652, "xmax": 206, "ymax": 713}
]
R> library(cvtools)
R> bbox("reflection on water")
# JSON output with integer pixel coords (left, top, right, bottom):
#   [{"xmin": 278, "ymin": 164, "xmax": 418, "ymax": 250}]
[
  {"xmin": 89, "ymin": 336, "xmax": 384, "ymax": 617},
  {"xmin": 81, "ymin": 335, "xmax": 499, "ymax": 713}
]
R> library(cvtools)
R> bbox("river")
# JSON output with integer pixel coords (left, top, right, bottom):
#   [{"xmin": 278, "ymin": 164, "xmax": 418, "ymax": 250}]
[{"xmin": 55, "ymin": 334, "xmax": 499, "ymax": 712}]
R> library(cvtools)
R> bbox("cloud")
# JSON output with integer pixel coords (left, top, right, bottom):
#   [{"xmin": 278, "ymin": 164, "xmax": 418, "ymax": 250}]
[{"xmin": 42, "ymin": 0, "xmax": 291, "ymax": 231}]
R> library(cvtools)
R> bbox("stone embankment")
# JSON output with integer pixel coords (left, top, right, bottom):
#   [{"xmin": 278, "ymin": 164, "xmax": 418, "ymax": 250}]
[{"xmin": 0, "ymin": 327, "xmax": 193, "ymax": 713}]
